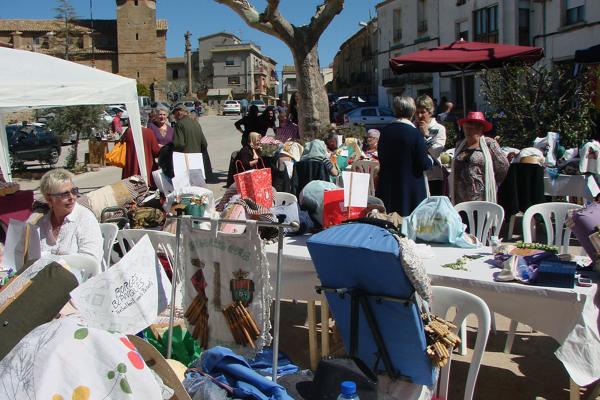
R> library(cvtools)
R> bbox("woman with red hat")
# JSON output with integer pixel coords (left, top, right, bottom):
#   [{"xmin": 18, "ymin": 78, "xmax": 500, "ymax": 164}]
[{"xmin": 451, "ymin": 111, "xmax": 509, "ymax": 204}]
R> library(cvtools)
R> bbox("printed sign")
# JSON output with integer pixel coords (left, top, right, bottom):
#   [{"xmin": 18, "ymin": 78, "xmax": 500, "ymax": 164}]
[{"xmin": 70, "ymin": 235, "xmax": 171, "ymax": 334}]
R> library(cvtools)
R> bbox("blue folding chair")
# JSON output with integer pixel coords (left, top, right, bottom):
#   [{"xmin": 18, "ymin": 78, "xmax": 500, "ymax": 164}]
[{"xmin": 307, "ymin": 222, "xmax": 435, "ymax": 386}]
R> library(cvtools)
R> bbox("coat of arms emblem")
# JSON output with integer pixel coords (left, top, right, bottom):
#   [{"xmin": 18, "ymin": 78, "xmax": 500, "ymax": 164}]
[{"xmin": 230, "ymin": 269, "xmax": 254, "ymax": 306}]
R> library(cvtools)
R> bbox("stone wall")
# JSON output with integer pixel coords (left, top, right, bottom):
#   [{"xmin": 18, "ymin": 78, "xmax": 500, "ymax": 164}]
[{"xmin": 116, "ymin": 0, "xmax": 166, "ymax": 87}]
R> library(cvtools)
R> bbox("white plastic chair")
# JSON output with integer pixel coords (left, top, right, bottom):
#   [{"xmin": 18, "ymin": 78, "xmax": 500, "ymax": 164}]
[
  {"xmin": 152, "ymin": 169, "xmax": 174, "ymax": 196},
  {"xmin": 60, "ymin": 254, "xmax": 101, "ymax": 282},
  {"xmin": 504, "ymin": 201, "xmax": 582, "ymax": 354},
  {"xmin": 453, "ymin": 201, "xmax": 504, "ymax": 353},
  {"xmin": 454, "ymin": 201, "xmax": 505, "ymax": 246},
  {"xmin": 522, "ymin": 202, "xmax": 582, "ymax": 254},
  {"xmin": 273, "ymin": 192, "xmax": 297, "ymax": 206},
  {"xmin": 430, "ymin": 286, "xmax": 491, "ymax": 400},
  {"xmin": 99, "ymin": 223, "xmax": 118, "ymax": 271},
  {"xmin": 115, "ymin": 229, "xmax": 177, "ymax": 272}
]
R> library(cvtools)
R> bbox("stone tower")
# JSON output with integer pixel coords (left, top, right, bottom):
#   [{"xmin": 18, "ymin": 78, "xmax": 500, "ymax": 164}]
[{"xmin": 116, "ymin": 0, "xmax": 166, "ymax": 87}]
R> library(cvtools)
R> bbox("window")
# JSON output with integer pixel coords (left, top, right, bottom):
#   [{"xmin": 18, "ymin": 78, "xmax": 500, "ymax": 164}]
[
  {"xmin": 379, "ymin": 108, "xmax": 394, "ymax": 116},
  {"xmin": 518, "ymin": 3, "xmax": 530, "ymax": 46},
  {"xmin": 361, "ymin": 108, "xmax": 377, "ymax": 117},
  {"xmin": 393, "ymin": 8, "xmax": 402, "ymax": 42},
  {"xmin": 474, "ymin": 5, "xmax": 498, "ymax": 43},
  {"xmin": 135, "ymin": 33, "xmax": 139, "ymax": 40},
  {"xmin": 172, "ymin": 69, "xmax": 179, "ymax": 80},
  {"xmin": 134, "ymin": 0, "xmax": 138, "ymax": 5},
  {"xmin": 456, "ymin": 20, "xmax": 469, "ymax": 40},
  {"xmin": 456, "ymin": 0, "xmax": 466, "ymax": 5},
  {"xmin": 565, "ymin": 0, "xmax": 585, "ymax": 25},
  {"xmin": 225, "ymin": 57, "xmax": 235, "ymax": 66},
  {"xmin": 417, "ymin": 0, "xmax": 427, "ymax": 34},
  {"xmin": 228, "ymin": 76, "xmax": 241, "ymax": 85}
]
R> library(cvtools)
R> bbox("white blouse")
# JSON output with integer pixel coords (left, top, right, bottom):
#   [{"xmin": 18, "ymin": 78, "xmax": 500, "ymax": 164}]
[{"xmin": 36, "ymin": 203, "xmax": 103, "ymax": 264}]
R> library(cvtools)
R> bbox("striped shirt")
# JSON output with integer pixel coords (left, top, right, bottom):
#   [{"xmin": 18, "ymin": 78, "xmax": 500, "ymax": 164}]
[{"xmin": 275, "ymin": 123, "xmax": 299, "ymax": 142}]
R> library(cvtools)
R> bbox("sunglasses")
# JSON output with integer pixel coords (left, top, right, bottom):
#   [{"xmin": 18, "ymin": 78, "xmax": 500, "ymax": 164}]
[{"xmin": 49, "ymin": 187, "xmax": 80, "ymax": 199}]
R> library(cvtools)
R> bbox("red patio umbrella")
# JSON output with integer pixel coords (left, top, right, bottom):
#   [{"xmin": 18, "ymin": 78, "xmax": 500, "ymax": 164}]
[{"xmin": 389, "ymin": 39, "xmax": 544, "ymax": 115}]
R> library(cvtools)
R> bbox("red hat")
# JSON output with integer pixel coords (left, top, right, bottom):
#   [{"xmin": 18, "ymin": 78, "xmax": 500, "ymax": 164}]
[{"xmin": 457, "ymin": 111, "xmax": 493, "ymax": 133}]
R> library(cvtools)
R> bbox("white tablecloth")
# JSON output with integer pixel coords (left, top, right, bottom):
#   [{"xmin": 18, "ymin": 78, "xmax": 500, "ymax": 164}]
[
  {"xmin": 544, "ymin": 172, "xmax": 599, "ymax": 200},
  {"xmin": 265, "ymin": 236, "xmax": 600, "ymax": 386}
]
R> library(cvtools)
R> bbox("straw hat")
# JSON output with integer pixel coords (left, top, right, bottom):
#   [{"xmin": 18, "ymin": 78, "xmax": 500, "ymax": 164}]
[
  {"xmin": 457, "ymin": 111, "xmax": 493, "ymax": 133},
  {"xmin": 128, "ymin": 335, "xmax": 192, "ymax": 400}
]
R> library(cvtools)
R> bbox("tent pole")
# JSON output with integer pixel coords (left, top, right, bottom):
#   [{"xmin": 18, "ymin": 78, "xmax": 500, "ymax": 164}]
[
  {"xmin": 166, "ymin": 216, "xmax": 182, "ymax": 359},
  {"xmin": 461, "ymin": 69, "xmax": 467, "ymax": 117}
]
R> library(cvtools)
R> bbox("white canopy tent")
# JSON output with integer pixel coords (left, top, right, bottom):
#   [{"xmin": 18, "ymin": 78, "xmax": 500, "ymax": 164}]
[{"xmin": 0, "ymin": 47, "xmax": 147, "ymax": 184}]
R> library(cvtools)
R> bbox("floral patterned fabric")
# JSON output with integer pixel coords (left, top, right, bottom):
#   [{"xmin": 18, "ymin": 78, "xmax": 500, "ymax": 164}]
[
  {"xmin": 0, "ymin": 316, "xmax": 162, "ymax": 400},
  {"xmin": 453, "ymin": 137, "xmax": 509, "ymax": 204}
]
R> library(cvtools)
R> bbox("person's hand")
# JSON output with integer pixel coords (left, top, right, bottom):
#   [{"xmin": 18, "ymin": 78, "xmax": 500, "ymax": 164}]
[{"xmin": 418, "ymin": 120, "xmax": 429, "ymax": 137}]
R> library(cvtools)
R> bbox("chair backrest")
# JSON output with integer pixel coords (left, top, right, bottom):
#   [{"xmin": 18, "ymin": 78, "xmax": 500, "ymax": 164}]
[
  {"xmin": 273, "ymin": 192, "xmax": 297, "ymax": 206},
  {"xmin": 522, "ymin": 202, "xmax": 582, "ymax": 253},
  {"xmin": 430, "ymin": 286, "xmax": 491, "ymax": 400},
  {"xmin": 454, "ymin": 201, "xmax": 505, "ymax": 245},
  {"xmin": 99, "ymin": 223, "xmax": 119, "ymax": 271},
  {"xmin": 152, "ymin": 169, "xmax": 174, "ymax": 196},
  {"xmin": 115, "ymin": 229, "xmax": 176, "ymax": 270},
  {"xmin": 307, "ymin": 223, "xmax": 436, "ymax": 386},
  {"xmin": 60, "ymin": 254, "xmax": 102, "ymax": 282}
]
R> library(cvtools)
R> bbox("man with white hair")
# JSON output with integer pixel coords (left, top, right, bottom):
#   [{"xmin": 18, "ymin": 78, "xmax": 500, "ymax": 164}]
[{"xmin": 376, "ymin": 96, "xmax": 432, "ymax": 216}]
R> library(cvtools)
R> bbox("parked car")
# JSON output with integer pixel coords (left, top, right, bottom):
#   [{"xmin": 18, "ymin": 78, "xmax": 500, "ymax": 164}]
[
  {"xmin": 106, "ymin": 105, "xmax": 129, "ymax": 121},
  {"xmin": 222, "ymin": 100, "xmax": 241, "ymax": 115},
  {"xmin": 7, "ymin": 123, "xmax": 62, "ymax": 165},
  {"xmin": 344, "ymin": 106, "xmax": 396, "ymax": 129},
  {"xmin": 151, "ymin": 101, "xmax": 172, "ymax": 110},
  {"xmin": 173, "ymin": 101, "xmax": 196, "ymax": 113},
  {"xmin": 249, "ymin": 99, "xmax": 267, "ymax": 113}
]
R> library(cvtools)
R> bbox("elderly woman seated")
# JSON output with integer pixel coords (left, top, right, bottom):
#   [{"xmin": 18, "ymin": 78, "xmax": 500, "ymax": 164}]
[{"xmin": 34, "ymin": 169, "xmax": 103, "ymax": 264}]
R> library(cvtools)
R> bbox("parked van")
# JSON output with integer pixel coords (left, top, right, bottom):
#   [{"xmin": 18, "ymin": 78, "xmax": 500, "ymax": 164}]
[{"xmin": 138, "ymin": 96, "xmax": 151, "ymax": 109}]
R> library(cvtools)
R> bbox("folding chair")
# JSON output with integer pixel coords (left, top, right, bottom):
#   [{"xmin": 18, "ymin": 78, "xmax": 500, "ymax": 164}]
[{"xmin": 307, "ymin": 222, "xmax": 435, "ymax": 386}]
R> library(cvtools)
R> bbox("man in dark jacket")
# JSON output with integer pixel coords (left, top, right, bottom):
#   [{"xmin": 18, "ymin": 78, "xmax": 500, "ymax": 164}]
[
  {"xmin": 376, "ymin": 96, "xmax": 432, "ymax": 216},
  {"xmin": 172, "ymin": 105, "xmax": 207, "ymax": 154}
]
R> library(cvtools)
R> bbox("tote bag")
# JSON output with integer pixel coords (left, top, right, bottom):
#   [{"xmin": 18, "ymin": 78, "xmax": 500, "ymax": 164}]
[
  {"xmin": 105, "ymin": 141, "xmax": 126, "ymax": 168},
  {"xmin": 233, "ymin": 159, "xmax": 273, "ymax": 209}
]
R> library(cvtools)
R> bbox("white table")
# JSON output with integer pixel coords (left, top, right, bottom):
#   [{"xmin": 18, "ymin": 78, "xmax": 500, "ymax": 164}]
[
  {"xmin": 265, "ymin": 236, "xmax": 599, "ymax": 391},
  {"xmin": 544, "ymin": 172, "xmax": 599, "ymax": 201}
]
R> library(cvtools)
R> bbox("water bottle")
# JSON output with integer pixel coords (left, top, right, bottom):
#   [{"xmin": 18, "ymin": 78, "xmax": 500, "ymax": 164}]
[{"xmin": 337, "ymin": 381, "xmax": 360, "ymax": 400}]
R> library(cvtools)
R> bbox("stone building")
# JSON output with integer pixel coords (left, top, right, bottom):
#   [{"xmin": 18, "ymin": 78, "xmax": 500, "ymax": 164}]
[
  {"xmin": 210, "ymin": 42, "xmax": 277, "ymax": 104},
  {"xmin": 0, "ymin": 0, "xmax": 167, "ymax": 94},
  {"xmin": 332, "ymin": 18, "xmax": 378, "ymax": 102},
  {"xmin": 166, "ymin": 32, "xmax": 242, "ymax": 100},
  {"xmin": 375, "ymin": 0, "xmax": 600, "ymax": 111}
]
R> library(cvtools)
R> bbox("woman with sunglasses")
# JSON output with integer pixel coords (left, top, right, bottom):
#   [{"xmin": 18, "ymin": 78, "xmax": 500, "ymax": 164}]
[{"xmin": 35, "ymin": 169, "xmax": 103, "ymax": 264}]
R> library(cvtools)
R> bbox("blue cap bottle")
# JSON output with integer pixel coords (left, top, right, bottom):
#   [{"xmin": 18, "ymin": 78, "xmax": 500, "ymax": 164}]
[{"xmin": 338, "ymin": 381, "xmax": 359, "ymax": 400}]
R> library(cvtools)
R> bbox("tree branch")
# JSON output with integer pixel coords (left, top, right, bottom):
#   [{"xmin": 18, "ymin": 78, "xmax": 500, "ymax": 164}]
[
  {"xmin": 306, "ymin": 0, "xmax": 344, "ymax": 47},
  {"xmin": 214, "ymin": 0, "xmax": 294, "ymax": 44}
]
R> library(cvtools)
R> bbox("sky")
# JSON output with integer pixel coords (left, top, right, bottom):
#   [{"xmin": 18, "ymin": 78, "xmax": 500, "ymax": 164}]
[{"xmin": 3, "ymin": 0, "xmax": 380, "ymax": 71}]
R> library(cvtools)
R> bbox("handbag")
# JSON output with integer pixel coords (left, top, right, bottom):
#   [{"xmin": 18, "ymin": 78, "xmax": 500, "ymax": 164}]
[
  {"xmin": 233, "ymin": 159, "xmax": 273, "ymax": 208},
  {"xmin": 322, "ymin": 188, "xmax": 365, "ymax": 228},
  {"xmin": 105, "ymin": 141, "xmax": 126, "ymax": 168}
]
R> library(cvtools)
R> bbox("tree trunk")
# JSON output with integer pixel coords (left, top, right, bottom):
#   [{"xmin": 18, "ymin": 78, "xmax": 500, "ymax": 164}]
[{"xmin": 292, "ymin": 45, "xmax": 330, "ymax": 140}]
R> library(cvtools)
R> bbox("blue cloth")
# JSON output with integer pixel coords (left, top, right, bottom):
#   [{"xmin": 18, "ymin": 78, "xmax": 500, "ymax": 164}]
[
  {"xmin": 376, "ymin": 121, "xmax": 433, "ymax": 216},
  {"xmin": 199, "ymin": 347, "xmax": 293, "ymax": 400},
  {"xmin": 248, "ymin": 349, "xmax": 299, "ymax": 377}
]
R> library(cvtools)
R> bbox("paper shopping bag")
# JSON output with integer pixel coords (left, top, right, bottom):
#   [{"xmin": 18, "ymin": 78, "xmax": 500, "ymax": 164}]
[
  {"xmin": 234, "ymin": 159, "xmax": 273, "ymax": 208},
  {"xmin": 322, "ymin": 189, "xmax": 365, "ymax": 228}
]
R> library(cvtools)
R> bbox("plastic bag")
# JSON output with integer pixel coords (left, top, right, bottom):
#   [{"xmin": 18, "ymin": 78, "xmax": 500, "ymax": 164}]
[{"xmin": 402, "ymin": 196, "xmax": 479, "ymax": 248}]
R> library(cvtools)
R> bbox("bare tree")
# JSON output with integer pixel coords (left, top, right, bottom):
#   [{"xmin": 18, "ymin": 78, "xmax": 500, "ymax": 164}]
[
  {"xmin": 215, "ymin": 0, "xmax": 344, "ymax": 139},
  {"xmin": 53, "ymin": 0, "xmax": 79, "ymax": 60}
]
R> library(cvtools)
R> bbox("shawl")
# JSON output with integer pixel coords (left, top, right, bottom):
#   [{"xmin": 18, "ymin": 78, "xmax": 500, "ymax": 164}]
[
  {"xmin": 300, "ymin": 140, "xmax": 328, "ymax": 162},
  {"xmin": 451, "ymin": 136, "xmax": 496, "ymax": 203}
]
